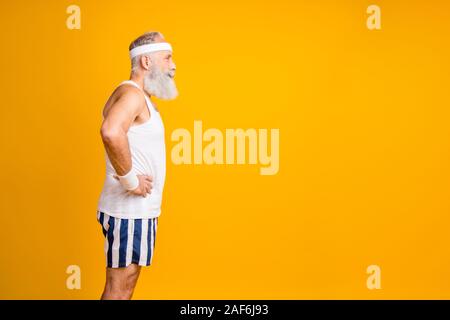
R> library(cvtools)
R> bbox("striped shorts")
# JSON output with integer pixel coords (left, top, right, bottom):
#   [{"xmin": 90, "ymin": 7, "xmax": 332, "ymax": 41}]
[{"xmin": 97, "ymin": 211, "xmax": 158, "ymax": 268}]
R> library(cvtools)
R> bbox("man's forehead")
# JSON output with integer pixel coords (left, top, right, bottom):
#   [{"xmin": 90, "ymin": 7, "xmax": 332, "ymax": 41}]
[
  {"xmin": 156, "ymin": 50, "xmax": 172, "ymax": 57},
  {"xmin": 153, "ymin": 39, "xmax": 171, "ymax": 54}
]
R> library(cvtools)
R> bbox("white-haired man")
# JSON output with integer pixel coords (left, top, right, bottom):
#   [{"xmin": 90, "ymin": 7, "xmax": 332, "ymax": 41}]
[{"xmin": 97, "ymin": 31, "xmax": 177, "ymax": 300}]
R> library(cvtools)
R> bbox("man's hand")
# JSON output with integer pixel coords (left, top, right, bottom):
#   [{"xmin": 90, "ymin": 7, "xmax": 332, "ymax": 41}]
[{"xmin": 114, "ymin": 174, "xmax": 153, "ymax": 197}]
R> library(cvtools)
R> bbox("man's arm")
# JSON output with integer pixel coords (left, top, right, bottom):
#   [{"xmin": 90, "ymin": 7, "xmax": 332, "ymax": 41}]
[
  {"xmin": 100, "ymin": 88, "xmax": 153, "ymax": 196},
  {"xmin": 100, "ymin": 89, "xmax": 142, "ymax": 176}
]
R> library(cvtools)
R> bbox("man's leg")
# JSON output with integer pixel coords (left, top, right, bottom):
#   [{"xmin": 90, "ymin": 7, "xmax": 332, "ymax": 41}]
[{"xmin": 101, "ymin": 263, "xmax": 141, "ymax": 300}]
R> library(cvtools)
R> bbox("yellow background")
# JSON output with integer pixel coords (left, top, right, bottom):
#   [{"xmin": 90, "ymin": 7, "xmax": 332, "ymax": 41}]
[{"xmin": 1, "ymin": 0, "xmax": 450, "ymax": 299}]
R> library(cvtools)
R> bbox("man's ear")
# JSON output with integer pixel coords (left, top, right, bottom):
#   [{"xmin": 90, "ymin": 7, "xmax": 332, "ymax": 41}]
[{"xmin": 140, "ymin": 55, "xmax": 152, "ymax": 71}]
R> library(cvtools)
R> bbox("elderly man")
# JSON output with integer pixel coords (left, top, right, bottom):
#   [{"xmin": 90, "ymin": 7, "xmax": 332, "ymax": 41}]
[{"xmin": 97, "ymin": 31, "xmax": 177, "ymax": 300}]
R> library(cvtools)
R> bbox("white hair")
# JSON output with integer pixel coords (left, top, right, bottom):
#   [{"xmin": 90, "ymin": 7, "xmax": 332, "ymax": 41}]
[{"xmin": 143, "ymin": 64, "xmax": 178, "ymax": 100}]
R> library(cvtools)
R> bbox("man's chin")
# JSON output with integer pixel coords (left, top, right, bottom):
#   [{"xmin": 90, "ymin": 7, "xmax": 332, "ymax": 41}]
[
  {"xmin": 143, "ymin": 83, "xmax": 178, "ymax": 100},
  {"xmin": 155, "ymin": 87, "xmax": 179, "ymax": 100}
]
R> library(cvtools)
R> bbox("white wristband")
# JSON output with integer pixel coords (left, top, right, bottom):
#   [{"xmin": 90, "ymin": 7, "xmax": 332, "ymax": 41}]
[{"xmin": 117, "ymin": 168, "xmax": 139, "ymax": 191}]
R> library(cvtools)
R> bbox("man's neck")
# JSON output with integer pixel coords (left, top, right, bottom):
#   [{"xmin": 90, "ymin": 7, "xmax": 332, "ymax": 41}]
[
  {"xmin": 129, "ymin": 75, "xmax": 144, "ymax": 89},
  {"xmin": 129, "ymin": 75, "xmax": 152, "ymax": 100}
]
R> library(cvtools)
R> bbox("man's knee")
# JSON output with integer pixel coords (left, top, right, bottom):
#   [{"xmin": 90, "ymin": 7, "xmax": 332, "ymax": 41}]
[
  {"xmin": 105, "ymin": 288, "xmax": 133, "ymax": 300},
  {"xmin": 104, "ymin": 264, "xmax": 141, "ymax": 299},
  {"xmin": 125, "ymin": 266, "xmax": 140, "ymax": 290}
]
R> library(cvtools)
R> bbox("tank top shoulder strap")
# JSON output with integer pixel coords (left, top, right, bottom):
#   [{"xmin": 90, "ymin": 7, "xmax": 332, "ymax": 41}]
[{"xmin": 118, "ymin": 80, "xmax": 154, "ymax": 113}]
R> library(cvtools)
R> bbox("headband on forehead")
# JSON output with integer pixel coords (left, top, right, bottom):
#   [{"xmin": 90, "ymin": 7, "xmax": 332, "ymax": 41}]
[{"xmin": 129, "ymin": 42, "xmax": 173, "ymax": 59}]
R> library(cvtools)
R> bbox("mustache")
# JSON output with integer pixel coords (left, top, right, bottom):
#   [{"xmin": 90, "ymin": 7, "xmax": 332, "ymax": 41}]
[{"xmin": 167, "ymin": 70, "xmax": 176, "ymax": 78}]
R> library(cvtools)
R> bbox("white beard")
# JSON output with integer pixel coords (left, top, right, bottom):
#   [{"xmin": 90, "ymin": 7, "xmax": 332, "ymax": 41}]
[{"xmin": 143, "ymin": 65, "xmax": 178, "ymax": 100}]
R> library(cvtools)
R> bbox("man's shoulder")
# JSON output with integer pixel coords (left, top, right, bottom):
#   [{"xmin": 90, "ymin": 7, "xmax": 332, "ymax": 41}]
[
  {"xmin": 111, "ymin": 84, "xmax": 147, "ymax": 111},
  {"xmin": 112, "ymin": 84, "xmax": 144, "ymax": 102},
  {"xmin": 102, "ymin": 84, "xmax": 145, "ymax": 118}
]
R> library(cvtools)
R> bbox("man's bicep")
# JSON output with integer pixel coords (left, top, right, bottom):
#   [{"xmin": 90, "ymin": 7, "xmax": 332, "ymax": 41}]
[{"xmin": 101, "ymin": 91, "xmax": 142, "ymax": 135}]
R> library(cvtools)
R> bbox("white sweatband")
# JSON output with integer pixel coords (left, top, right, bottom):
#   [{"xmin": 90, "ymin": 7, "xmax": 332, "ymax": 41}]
[
  {"xmin": 117, "ymin": 168, "xmax": 139, "ymax": 191},
  {"xmin": 129, "ymin": 42, "xmax": 173, "ymax": 59}
]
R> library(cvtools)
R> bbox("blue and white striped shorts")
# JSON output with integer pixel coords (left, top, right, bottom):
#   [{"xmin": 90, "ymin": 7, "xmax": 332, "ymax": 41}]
[{"xmin": 97, "ymin": 211, "xmax": 158, "ymax": 268}]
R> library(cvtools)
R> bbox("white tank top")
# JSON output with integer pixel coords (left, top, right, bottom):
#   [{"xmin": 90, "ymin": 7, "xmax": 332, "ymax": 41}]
[{"xmin": 97, "ymin": 80, "xmax": 166, "ymax": 219}]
